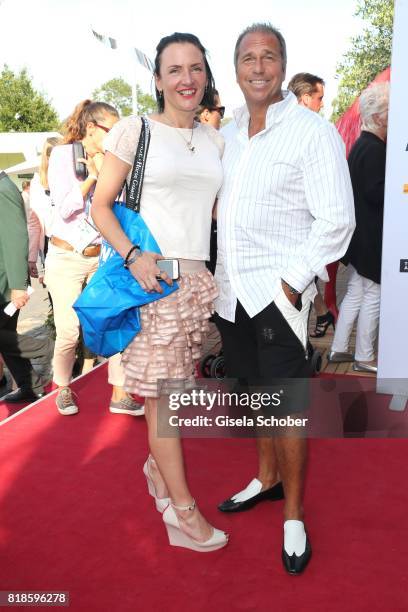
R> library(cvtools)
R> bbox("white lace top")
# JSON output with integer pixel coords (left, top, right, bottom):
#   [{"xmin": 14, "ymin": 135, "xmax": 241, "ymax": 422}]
[{"xmin": 104, "ymin": 115, "xmax": 224, "ymax": 260}]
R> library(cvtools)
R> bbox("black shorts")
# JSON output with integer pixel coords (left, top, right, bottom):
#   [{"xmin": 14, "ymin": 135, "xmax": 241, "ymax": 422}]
[{"xmin": 214, "ymin": 298, "xmax": 311, "ymax": 416}]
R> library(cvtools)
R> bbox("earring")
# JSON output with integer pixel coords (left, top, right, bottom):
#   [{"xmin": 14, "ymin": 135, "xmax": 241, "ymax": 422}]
[{"xmin": 158, "ymin": 90, "xmax": 164, "ymax": 101}]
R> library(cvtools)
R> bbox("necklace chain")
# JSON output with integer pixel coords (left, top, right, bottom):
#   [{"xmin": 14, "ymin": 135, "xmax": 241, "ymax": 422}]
[{"xmin": 161, "ymin": 115, "xmax": 196, "ymax": 154}]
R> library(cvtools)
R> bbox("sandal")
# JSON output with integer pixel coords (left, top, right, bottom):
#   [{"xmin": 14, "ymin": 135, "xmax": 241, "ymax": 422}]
[{"xmin": 310, "ymin": 310, "xmax": 335, "ymax": 338}]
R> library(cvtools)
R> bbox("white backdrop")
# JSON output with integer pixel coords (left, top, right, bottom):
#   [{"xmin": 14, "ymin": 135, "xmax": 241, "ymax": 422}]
[{"xmin": 377, "ymin": 0, "xmax": 408, "ymax": 396}]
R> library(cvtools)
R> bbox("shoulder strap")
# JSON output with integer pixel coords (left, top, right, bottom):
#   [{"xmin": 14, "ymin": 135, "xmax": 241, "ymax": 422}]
[{"xmin": 125, "ymin": 116, "xmax": 151, "ymax": 212}]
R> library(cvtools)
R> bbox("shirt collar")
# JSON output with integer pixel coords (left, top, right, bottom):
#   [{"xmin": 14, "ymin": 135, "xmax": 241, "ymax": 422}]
[{"xmin": 233, "ymin": 90, "xmax": 298, "ymax": 131}]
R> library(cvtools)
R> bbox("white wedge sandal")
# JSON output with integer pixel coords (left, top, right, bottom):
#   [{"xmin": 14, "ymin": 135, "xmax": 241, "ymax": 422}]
[
  {"xmin": 142, "ymin": 455, "xmax": 170, "ymax": 513},
  {"xmin": 162, "ymin": 500, "xmax": 229, "ymax": 552}
]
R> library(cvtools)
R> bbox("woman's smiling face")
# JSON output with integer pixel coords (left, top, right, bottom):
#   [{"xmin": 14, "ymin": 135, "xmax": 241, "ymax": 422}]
[{"xmin": 155, "ymin": 42, "xmax": 207, "ymax": 114}]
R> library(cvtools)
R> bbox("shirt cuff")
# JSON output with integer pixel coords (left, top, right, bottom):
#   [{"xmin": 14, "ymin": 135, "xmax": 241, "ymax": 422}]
[{"xmin": 283, "ymin": 264, "xmax": 316, "ymax": 294}]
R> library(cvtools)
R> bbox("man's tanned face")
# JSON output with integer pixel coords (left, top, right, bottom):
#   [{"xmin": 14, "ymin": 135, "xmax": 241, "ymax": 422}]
[{"xmin": 236, "ymin": 31, "xmax": 285, "ymax": 108}]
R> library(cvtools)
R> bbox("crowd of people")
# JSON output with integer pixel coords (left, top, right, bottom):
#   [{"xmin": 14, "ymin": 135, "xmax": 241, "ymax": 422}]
[{"xmin": 0, "ymin": 21, "xmax": 388, "ymax": 574}]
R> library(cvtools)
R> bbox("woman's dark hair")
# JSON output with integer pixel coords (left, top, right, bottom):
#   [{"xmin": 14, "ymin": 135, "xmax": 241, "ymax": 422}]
[
  {"xmin": 195, "ymin": 89, "xmax": 220, "ymax": 119},
  {"xmin": 154, "ymin": 32, "xmax": 216, "ymax": 113},
  {"xmin": 62, "ymin": 100, "xmax": 119, "ymax": 143}
]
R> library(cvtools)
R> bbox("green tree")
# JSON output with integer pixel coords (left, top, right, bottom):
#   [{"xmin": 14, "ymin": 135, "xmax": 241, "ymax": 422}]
[
  {"xmin": 331, "ymin": 0, "xmax": 394, "ymax": 121},
  {"xmin": 92, "ymin": 77, "xmax": 157, "ymax": 116},
  {"xmin": 0, "ymin": 65, "xmax": 59, "ymax": 132}
]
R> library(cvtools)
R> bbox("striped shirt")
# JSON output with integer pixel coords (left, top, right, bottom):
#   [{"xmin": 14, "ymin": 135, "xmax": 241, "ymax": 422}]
[{"xmin": 215, "ymin": 91, "xmax": 355, "ymax": 322}]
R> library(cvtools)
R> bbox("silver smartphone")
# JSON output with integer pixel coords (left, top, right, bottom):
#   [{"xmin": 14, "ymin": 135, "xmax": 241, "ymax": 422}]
[{"xmin": 156, "ymin": 258, "xmax": 180, "ymax": 280}]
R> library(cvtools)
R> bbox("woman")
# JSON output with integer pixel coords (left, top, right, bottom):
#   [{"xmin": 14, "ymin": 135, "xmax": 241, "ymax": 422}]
[
  {"xmin": 195, "ymin": 88, "xmax": 225, "ymax": 130},
  {"xmin": 46, "ymin": 100, "xmax": 143, "ymax": 416},
  {"xmin": 92, "ymin": 33, "xmax": 228, "ymax": 552},
  {"xmin": 329, "ymin": 82, "xmax": 389, "ymax": 373},
  {"xmin": 28, "ymin": 136, "xmax": 62, "ymax": 283}
]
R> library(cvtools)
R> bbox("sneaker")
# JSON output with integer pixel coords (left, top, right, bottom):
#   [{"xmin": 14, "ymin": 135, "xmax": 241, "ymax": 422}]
[
  {"xmin": 56, "ymin": 387, "xmax": 79, "ymax": 416},
  {"xmin": 109, "ymin": 396, "xmax": 145, "ymax": 416}
]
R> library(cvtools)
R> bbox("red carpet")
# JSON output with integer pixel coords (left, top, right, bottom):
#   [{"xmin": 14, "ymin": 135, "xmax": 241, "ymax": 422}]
[{"xmin": 1, "ymin": 364, "xmax": 408, "ymax": 611}]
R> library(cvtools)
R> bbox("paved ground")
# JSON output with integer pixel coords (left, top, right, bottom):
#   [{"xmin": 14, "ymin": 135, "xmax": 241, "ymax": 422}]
[
  {"xmin": 1, "ymin": 279, "xmax": 52, "ymax": 393},
  {"xmin": 17, "ymin": 278, "xmax": 50, "ymax": 334}
]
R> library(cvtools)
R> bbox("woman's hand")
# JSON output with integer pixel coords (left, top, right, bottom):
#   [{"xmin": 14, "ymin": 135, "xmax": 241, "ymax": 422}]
[
  {"xmin": 128, "ymin": 252, "xmax": 173, "ymax": 293},
  {"xmin": 77, "ymin": 153, "xmax": 104, "ymax": 178},
  {"xmin": 91, "ymin": 152, "xmax": 105, "ymax": 173}
]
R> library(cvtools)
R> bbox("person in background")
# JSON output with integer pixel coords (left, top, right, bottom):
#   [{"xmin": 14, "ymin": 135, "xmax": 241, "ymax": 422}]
[
  {"xmin": 0, "ymin": 171, "xmax": 52, "ymax": 403},
  {"xmin": 195, "ymin": 88, "xmax": 225, "ymax": 130},
  {"xmin": 195, "ymin": 89, "xmax": 224, "ymax": 274},
  {"xmin": 28, "ymin": 137, "xmax": 62, "ymax": 283},
  {"xmin": 288, "ymin": 72, "xmax": 325, "ymax": 113},
  {"xmin": 287, "ymin": 72, "xmax": 335, "ymax": 338},
  {"xmin": 328, "ymin": 82, "xmax": 389, "ymax": 373},
  {"xmin": 92, "ymin": 32, "xmax": 228, "ymax": 552},
  {"xmin": 20, "ymin": 180, "xmax": 31, "ymax": 219},
  {"xmin": 46, "ymin": 100, "xmax": 143, "ymax": 417}
]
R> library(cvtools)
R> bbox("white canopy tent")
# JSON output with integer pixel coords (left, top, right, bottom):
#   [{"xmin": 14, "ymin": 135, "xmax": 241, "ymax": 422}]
[{"xmin": 3, "ymin": 155, "xmax": 41, "ymax": 175}]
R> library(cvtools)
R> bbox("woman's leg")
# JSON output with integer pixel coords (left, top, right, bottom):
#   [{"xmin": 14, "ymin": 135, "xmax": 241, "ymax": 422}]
[
  {"xmin": 144, "ymin": 397, "xmax": 214, "ymax": 542},
  {"xmin": 107, "ymin": 354, "xmax": 144, "ymax": 414},
  {"xmin": 354, "ymin": 278, "xmax": 381, "ymax": 362},
  {"xmin": 45, "ymin": 248, "xmax": 98, "ymax": 387},
  {"xmin": 331, "ymin": 266, "xmax": 363, "ymax": 353},
  {"xmin": 313, "ymin": 287, "xmax": 327, "ymax": 317}
]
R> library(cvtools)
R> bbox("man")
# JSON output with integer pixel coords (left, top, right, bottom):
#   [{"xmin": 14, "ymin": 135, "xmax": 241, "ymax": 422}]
[
  {"xmin": 0, "ymin": 171, "xmax": 51, "ymax": 403},
  {"xmin": 214, "ymin": 23, "xmax": 355, "ymax": 574},
  {"xmin": 287, "ymin": 72, "xmax": 325, "ymax": 113}
]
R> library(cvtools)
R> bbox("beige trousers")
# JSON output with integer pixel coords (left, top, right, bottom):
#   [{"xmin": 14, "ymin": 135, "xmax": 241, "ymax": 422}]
[{"xmin": 44, "ymin": 244, "xmax": 124, "ymax": 387}]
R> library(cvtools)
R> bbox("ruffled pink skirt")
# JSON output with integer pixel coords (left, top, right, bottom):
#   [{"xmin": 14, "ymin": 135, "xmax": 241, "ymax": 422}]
[{"xmin": 121, "ymin": 268, "xmax": 218, "ymax": 398}]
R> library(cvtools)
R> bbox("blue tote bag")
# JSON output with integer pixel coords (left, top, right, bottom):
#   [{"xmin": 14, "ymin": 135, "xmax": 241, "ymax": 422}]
[{"xmin": 74, "ymin": 117, "xmax": 178, "ymax": 357}]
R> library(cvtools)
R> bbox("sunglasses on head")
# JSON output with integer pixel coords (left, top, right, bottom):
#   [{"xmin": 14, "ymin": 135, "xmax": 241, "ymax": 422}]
[{"xmin": 209, "ymin": 106, "xmax": 225, "ymax": 118}]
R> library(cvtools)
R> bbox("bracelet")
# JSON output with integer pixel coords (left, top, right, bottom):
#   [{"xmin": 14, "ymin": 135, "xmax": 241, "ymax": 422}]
[{"xmin": 124, "ymin": 245, "xmax": 141, "ymax": 269}]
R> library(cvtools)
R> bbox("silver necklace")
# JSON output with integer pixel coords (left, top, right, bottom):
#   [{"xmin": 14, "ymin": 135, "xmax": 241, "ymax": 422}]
[{"xmin": 162, "ymin": 115, "xmax": 196, "ymax": 153}]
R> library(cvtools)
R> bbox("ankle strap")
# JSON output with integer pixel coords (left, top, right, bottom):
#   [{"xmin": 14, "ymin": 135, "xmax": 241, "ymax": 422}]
[{"xmin": 171, "ymin": 499, "xmax": 196, "ymax": 511}]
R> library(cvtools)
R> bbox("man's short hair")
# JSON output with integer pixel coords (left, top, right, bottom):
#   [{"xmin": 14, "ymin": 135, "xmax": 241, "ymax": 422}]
[
  {"xmin": 234, "ymin": 23, "xmax": 287, "ymax": 71},
  {"xmin": 21, "ymin": 180, "xmax": 30, "ymax": 190},
  {"xmin": 287, "ymin": 73, "xmax": 325, "ymax": 99}
]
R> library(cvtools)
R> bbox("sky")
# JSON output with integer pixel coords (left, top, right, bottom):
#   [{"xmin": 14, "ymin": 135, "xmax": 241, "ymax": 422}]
[{"xmin": 0, "ymin": 0, "xmax": 363, "ymax": 121}]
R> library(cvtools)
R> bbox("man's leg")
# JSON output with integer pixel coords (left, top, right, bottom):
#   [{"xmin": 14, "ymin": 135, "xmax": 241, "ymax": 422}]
[
  {"xmin": 257, "ymin": 437, "xmax": 279, "ymax": 489},
  {"xmin": 0, "ymin": 309, "xmax": 45, "ymax": 398},
  {"xmin": 273, "ymin": 436, "xmax": 306, "ymax": 520},
  {"xmin": 263, "ymin": 290, "xmax": 312, "ymax": 574},
  {"xmin": 215, "ymin": 304, "xmax": 284, "ymax": 512}
]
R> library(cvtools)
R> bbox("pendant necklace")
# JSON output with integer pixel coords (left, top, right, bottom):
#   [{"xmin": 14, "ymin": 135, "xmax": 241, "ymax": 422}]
[{"xmin": 162, "ymin": 115, "xmax": 196, "ymax": 153}]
